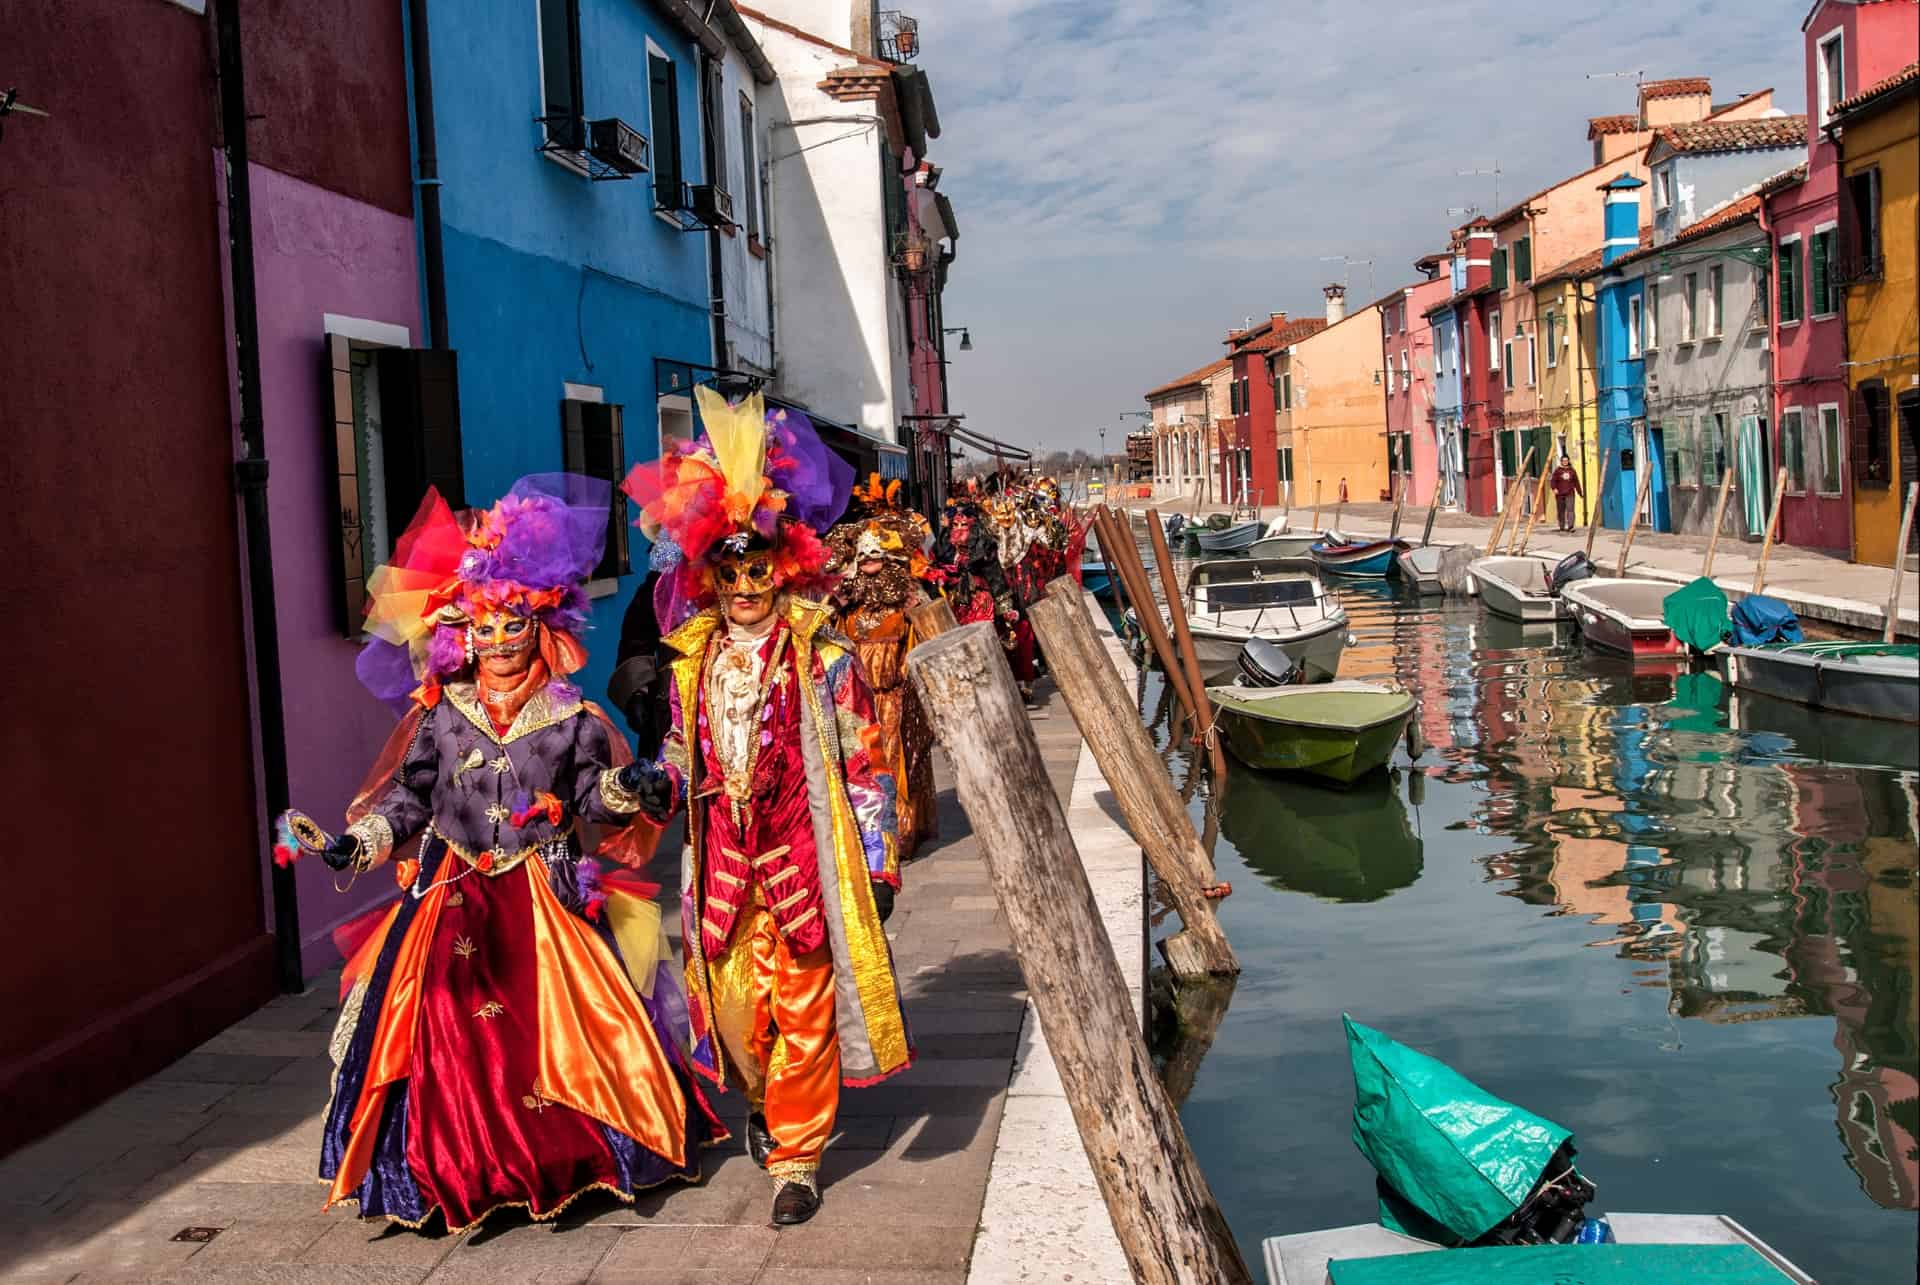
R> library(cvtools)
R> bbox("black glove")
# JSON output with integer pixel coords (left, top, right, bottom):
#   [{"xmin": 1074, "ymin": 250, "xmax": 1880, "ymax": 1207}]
[
  {"xmin": 321, "ymin": 833, "xmax": 364, "ymax": 872},
  {"xmin": 871, "ymin": 882, "xmax": 895, "ymax": 924},
  {"xmin": 617, "ymin": 760, "xmax": 674, "ymax": 822}
]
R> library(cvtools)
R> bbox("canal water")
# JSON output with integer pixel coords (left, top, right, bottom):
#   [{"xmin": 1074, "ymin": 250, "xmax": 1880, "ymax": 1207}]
[{"xmin": 1137, "ymin": 570, "xmax": 1918, "ymax": 1281}]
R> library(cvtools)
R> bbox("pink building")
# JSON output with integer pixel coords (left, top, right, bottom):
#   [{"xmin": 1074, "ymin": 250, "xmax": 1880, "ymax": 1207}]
[
  {"xmin": 1383, "ymin": 259, "xmax": 1451, "ymax": 505},
  {"xmin": 1765, "ymin": 0, "xmax": 1919, "ymax": 553}
]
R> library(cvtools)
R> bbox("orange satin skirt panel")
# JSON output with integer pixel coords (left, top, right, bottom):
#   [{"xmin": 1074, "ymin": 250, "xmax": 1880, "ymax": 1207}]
[{"xmin": 707, "ymin": 899, "xmax": 840, "ymax": 1176}]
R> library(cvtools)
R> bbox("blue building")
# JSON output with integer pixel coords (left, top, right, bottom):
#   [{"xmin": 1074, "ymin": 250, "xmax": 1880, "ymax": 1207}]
[
  {"xmin": 411, "ymin": 0, "xmax": 752, "ymax": 706},
  {"xmin": 1425, "ymin": 248, "xmax": 1467, "ymax": 509},
  {"xmin": 1591, "ymin": 173, "xmax": 1667, "ymax": 531}
]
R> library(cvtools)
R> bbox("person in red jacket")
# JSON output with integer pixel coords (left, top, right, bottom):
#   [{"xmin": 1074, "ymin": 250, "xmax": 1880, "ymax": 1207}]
[{"xmin": 1549, "ymin": 455, "xmax": 1584, "ymax": 532}]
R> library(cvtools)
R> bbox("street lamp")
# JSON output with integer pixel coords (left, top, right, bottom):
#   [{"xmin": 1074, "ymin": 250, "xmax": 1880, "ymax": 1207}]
[{"xmin": 942, "ymin": 326, "xmax": 972, "ymax": 351}]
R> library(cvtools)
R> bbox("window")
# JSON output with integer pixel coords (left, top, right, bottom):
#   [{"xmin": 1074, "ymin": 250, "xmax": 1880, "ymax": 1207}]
[
  {"xmin": 538, "ymin": 0, "xmax": 585, "ymax": 150},
  {"xmin": 1489, "ymin": 309, "xmax": 1502, "ymax": 371},
  {"xmin": 1854, "ymin": 380, "xmax": 1892, "ymax": 488},
  {"xmin": 1673, "ymin": 419, "xmax": 1695, "ymax": 487},
  {"xmin": 1811, "ymin": 226, "xmax": 1839, "ymax": 316},
  {"xmin": 702, "ymin": 61, "xmax": 727, "ymax": 199},
  {"xmin": 1647, "ymin": 282, "xmax": 1660, "ymax": 349},
  {"xmin": 1706, "ymin": 266, "xmax": 1723, "ymax": 338},
  {"xmin": 328, "ymin": 335, "xmax": 464, "ymax": 635},
  {"xmin": 1229, "ymin": 379, "xmax": 1240, "ymax": 415},
  {"xmin": 561, "ymin": 394, "xmax": 629, "ymax": 581},
  {"xmin": 1281, "ymin": 371, "xmax": 1293, "ymax": 409},
  {"xmin": 1526, "ymin": 329, "xmax": 1537, "ymax": 387},
  {"xmin": 1503, "ymin": 340, "xmax": 1515, "ymax": 390},
  {"xmin": 1385, "ymin": 354, "xmax": 1396, "ymax": 390},
  {"xmin": 648, "ymin": 44, "xmax": 683, "ymax": 206},
  {"xmin": 1682, "ymin": 273, "xmax": 1698, "ymax": 342},
  {"xmin": 1781, "ymin": 408, "xmax": 1806, "ymax": 493},
  {"xmin": 1544, "ymin": 311, "xmax": 1559, "ymax": 368},
  {"xmin": 739, "ymin": 93, "xmax": 761, "ymax": 241},
  {"xmin": 1817, "ymin": 30, "xmax": 1845, "ymax": 127},
  {"xmin": 1655, "ymin": 166, "xmax": 1673, "ymax": 210},
  {"xmin": 1491, "ymin": 248, "xmax": 1508, "ymax": 290},
  {"xmin": 1627, "ymin": 294, "xmax": 1643, "ymax": 358},
  {"xmin": 1778, "ymin": 237, "xmax": 1802, "ymax": 323},
  {"xmin": 1842, "ymin": 168, "xmax": 1881, "ymax": 280},
  {"xmin": 1700, "ymin": 412, "xmax": 1726, "ymax": 487},
  {"xmin": 1400, "ymin": 349, "xmax": 1411, "ymax": 390},
  {"xmin": 1818, "ymin": 403, "xmax": 1843, "ymax": 494},
  {"xmin": 1514, "ymin": 236, "xmax": 1532, "ymax": 283}
]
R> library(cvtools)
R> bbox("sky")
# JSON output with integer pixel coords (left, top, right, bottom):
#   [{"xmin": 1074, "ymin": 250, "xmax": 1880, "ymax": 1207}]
[{"xmin": 923, "ymin": 0, "xmax": 1811, "ymax": 456}]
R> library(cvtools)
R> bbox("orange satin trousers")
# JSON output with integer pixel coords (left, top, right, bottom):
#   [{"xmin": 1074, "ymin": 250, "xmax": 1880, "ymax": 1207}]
[{"xmin": 706, "ymin": 899, "xmax": 840, "ymax": 1178}]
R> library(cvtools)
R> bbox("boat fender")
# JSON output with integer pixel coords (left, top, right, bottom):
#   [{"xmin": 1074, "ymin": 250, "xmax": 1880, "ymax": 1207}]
[{"xmin": 1404, "ymin": 705, "xmax": 1426, "ymax": 760}]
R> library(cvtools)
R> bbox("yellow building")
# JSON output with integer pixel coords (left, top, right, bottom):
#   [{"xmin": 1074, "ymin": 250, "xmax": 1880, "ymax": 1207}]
[
  {"xmin": 1290, "ymin": 285, "xmax": 1389, "ymax": 509},
  {"xmin": 1836, "ymin": 62, "xmax": 1919, "ymax": 567},
  {"xmin": 1532, "ymin": 249, "xmax": 1605, "ymax": 526}
]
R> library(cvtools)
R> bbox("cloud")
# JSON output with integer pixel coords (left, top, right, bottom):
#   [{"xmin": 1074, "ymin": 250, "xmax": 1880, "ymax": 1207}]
[{"xmin": 918, "ymin": 0, "xmax": 1805, "ymax": 453}]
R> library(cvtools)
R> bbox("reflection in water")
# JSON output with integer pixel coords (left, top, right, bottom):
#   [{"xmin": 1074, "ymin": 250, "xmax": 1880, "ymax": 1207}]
[
  {"xmin": 1146, "ymin": 553, "xmax": 1920, "ymax": 1276},
  {"xmin": 1221, "ymin": 768, "xmax": 1423, "ymax": 903}
]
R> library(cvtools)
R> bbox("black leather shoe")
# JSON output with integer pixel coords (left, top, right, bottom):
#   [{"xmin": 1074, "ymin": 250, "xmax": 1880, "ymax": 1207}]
[
  {"xmin": 771, "ymin": 1181, "xmax": 821, "ymax": 1226},
  {"xmin": 746, "ymin": 1112, "xmax": 775, "ymax": 1168}
]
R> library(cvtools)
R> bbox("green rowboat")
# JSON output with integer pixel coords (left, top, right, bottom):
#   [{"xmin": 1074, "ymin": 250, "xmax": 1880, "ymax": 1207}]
[{"xmin": 1208, "ymin": 681, "xmax": 1416, "ymax": 785}]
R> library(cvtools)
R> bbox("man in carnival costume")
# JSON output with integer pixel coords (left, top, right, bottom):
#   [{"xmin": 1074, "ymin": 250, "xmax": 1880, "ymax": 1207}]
[
  {"xmin": 827, "ymin": 475, "xmax": 937, "ymax": 859},
  {"xmin": 980, "ymin": 476, "xmax": 1046, "ymax": 702},
  {"xmin": 932, "ymin": 481, "xmax": 1006, "ymax": 632},
  {"xmin": 621, "ymin": 390, "xmax": 912, "ymax": 1226},
  {"xmin": 279, "ymin": 474, "xmax": 722, "ymax": 1233}
]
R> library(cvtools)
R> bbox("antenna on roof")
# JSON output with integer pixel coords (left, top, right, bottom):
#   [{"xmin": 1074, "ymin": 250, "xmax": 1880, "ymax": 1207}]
[
  {"xmin": 1446, "ymin": 207, "xmax": 1479, "ymax": 217},
  {"xmin": 1586, "ymin": 70, "xmax": 1646, "ymax": 84},
  {"xmin": 1318, "ymin": 254, "xmax": 1375, "ymax": 298},
  {"xmin": 1455, "ymin": 161, "xmax": 1502, "ymax": 210}
]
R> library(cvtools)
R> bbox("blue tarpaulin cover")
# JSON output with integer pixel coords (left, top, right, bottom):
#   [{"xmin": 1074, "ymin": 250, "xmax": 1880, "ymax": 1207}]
[{"xmin": 1729, "ymin": 595, "xmax": 1803, "ymax": 646}]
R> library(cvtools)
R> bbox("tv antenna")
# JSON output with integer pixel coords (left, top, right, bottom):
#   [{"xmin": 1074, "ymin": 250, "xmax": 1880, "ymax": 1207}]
[
  {"xmin": 1455, "ymin": 160, "xmax": 1502, "ymax": 210},
  {"xmin": 1319, "ymin": 254, "xmax": 1375, "ymax": 297}
]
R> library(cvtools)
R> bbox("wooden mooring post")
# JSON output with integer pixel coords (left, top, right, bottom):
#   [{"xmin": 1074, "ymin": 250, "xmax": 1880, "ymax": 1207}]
[
  {"xmin": 1884, "ymin": 481, "xmax": 1919, "ymax": 643},
  {"xmin": 1750, "ymin": 466, "xmax": 1790, "ymax": 596},
  {"xmin": 1583, "ymin": 452, "xmax": 1614, "ymax": 562},
  {"xmin": 907, "ymin": 595, "xmax": 961, "ymax": 641},
  {"xmin": 1145, "ymin": 508, "xmax": 1230, "ymax": 779},
  {"xmin": 1095, "ymin": 508, "xmax": 1200, "ymax": 732},
  {"xmin": 1030, "ymin": 579, "xmax": 1237, "ymax": 977},
  {"xmin": 1616, "ymin": 467, "xmax": 1653, "ymax": 578},
  {"xmin": 1701, "ymin": 468, "xmax": 1735, "ymax": 579},
  {"xmin": 906, "ymin": 623, "xmax": 1255, "ymax": 1285},
  {"xmin": 1511, "ymin": 464, "xmax": 1553, "ymax": 555}
]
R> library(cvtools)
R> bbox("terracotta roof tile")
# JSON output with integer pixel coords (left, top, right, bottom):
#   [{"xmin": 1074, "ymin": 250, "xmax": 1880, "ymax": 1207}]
[
  {"xmin": 1613, "ymin": 195, "xmax": 1763, "ymax": 268},
  {"xmin": 1758, "ymin": 162, "xmax": 1810, "ymax": 196},
  {"xmin": 1641, "ymin": 77, "xmax": 1712, "ymax": 100},
  {"xmin": 1144, "ymin": 357, "xmax": 1230, "ymax": 401},
  {"xmin": 1534, "ymin": 246, "xmax": 1608, "ymax": 285},
  {"xmin": 1832, "ymin": 60, "xmax": 1920, "ymax": 119},
  {"xmin": 1587, "ymin": 113, "xmax": 1640, "ymax": 138},
  {"xmin": 1650, "ymin": 115, "xmax": 1806, "ymax": 154},
  {"xmin": 1235, "ymin": 317, "xmax": 1327, "ymax": 355}
]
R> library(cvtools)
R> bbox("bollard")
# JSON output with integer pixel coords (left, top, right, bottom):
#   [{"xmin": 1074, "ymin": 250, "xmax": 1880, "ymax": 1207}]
[
  {"xmin": 906, "ymin": 623, "xmax": 1254, "ymax": 1285},
  {"xmin": 908, "ymin": 596, "xmax": 961, "ymax": 641}
]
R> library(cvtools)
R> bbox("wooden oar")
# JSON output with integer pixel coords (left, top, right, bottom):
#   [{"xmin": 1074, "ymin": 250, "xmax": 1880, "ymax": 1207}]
[
  {"xmin": 1701, "ymin": 468, "xmax": 1735, "ymax": 579},
  {"xmin": 1750, "ymin": 466, "xmax": 1789, "ymax": 595},
  {"xmin": 1884, "ymin": 481, "xmax": 1918, "ymax": 643}
]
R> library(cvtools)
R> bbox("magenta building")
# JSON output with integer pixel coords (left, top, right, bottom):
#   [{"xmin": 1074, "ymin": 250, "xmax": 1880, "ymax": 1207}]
[
  {"xmin": 1765, "ymin": 0, "xmax": 1918, "ymax": 552},
  {"xmin": 1384, "ymin": 262, "xmax": 1452, "ymax": 506}
]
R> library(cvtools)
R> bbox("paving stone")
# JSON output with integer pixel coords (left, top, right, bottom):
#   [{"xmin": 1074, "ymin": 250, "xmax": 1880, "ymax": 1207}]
[
  {"xmin": 300, "ymin": 1216, "xmax": 461, "ymax": 1269},
  {"xmin": 762, "ymin": 1220, "xmax": 974, "ymax": 1271},
  {"xmin": 150, "ymin": 1052, "xmax": 299, "ymax": 1086},
  {"xmin": 161, "ymin": 1267, "xmax": 426, "ymax": 1285},
  {"xmin": 425, "ymin": 1221, "xmax": 620, "ymax": 1284},
  {"xmin": 183, "ymin": 1107, "xmax": 326, "ymax": 1150},
  {"xmin": 173, "ymin": 1214, "xmax": 335, "ymax": 1268},
  {"xmin": 195, "ymin": 1026, "xmax": 333, "ymax": 1059}
]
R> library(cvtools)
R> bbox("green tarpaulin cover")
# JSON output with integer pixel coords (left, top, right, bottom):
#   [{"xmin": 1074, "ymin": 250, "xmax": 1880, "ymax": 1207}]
[
  {"xmin": 1346, "ymin": 1016, "xmax": 1571, "ymax": 1245},
  {"xmin": 1662, "ymin": 576, "xmax": 1730, "ymax": 653},
  {"xmin": 1328, "ymin": 1243, "xmax": 1787, "ymax": 1284}
]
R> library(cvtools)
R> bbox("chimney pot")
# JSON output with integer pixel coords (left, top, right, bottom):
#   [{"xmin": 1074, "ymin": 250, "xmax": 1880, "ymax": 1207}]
[{"xmin": 1323, "ymin": 283, "xmax": 1347, "ymax": 325}]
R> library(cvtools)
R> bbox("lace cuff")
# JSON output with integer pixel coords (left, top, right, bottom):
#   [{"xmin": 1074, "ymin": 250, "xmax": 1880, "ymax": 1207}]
[{"xmin": 345, "ymin": 815, "xmax": 395, "ymax": 868}]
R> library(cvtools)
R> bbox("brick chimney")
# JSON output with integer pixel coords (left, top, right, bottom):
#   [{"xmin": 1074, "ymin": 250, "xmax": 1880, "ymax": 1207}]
[
  {"xmin": 1462, "ymin": 224, "xmax": 1495, "ymax": 291},
  {"xmin": 1323, "ymin": 284, "xmax": 1346, "ymax": 325}
]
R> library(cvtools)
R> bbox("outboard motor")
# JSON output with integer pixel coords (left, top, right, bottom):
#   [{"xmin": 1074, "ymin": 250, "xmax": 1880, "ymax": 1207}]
[
  {"xmin": 1548, "ymin": 551, "xmax": 1595, "ymax": 597},
  {"xmin": 1236, "ymin": 637, "xmax": 1298, "ymax": 687}
]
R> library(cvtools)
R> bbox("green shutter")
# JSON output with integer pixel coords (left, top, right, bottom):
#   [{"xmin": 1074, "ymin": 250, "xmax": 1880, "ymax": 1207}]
[
  {"xmin": 1811, "ymin": 232, "xmax": 1830, "ymax": 315},
  {"xmin": 1778, "ymin": 242, "xmax": 1800, "ymax": 322},
  {"xmin": 1491, "ymin": 249, "xmax": 1508, "ymax": 291},
  {"xmin": 1515, "ymin": 237, "xmax": 1532, "ymax": 283},
  {"xmin": 649, "ymin": 52, "xmax": 682, "ymax": 199}
]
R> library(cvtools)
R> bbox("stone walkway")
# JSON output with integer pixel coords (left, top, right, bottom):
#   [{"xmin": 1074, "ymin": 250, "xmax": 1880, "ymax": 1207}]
[{"xmin": 0, "ymin": 683, "xmax": 1089, "ymax": 1284}]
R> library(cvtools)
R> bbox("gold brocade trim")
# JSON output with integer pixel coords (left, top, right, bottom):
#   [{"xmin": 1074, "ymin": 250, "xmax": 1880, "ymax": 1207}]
[
  {"xmin": 443, "ymin": 683, "xmax": 585, "ymax": 745},
  {"xmin": 426, "ymin": 822, "xmax": 574, "ymax": 878},
  {"xmin": 452, "ymin": 936, "xmax": 477, "ymax": 959},
  {"xmin": 345, "ymin": 815, "xmax": 395, "ymax": 867},
  {"xmin": 711, "ymin": 868, "xmax": 746, "ymax": 889},
  {"xmin": 767, "ymin": 1161, "xmax": 818, "ymax": 1189},
  {"xmin": 473, "ymin": 1001, "xmax": 505, "ymax": 1020},
  {"xmin": 784, "ymin": 906, "xmax": 819, "ymax": 933},
  {"xmin": 320, "ymin": 1166, "xmax": 704, "ymax": 1235},
  {"xmin": 763, "ymin": 864, "xmax": 798, "ymax": 886},
  {"xmin": 770, "ymin": 887, "xmax": 808, "ymax": 914},
  {"xmin": 749, "ymin": 844, "xmax": 793, "ymax": 868},
  {"xmin": 598, "ymin": 766, "xmax": 645, "ymax": 815}
]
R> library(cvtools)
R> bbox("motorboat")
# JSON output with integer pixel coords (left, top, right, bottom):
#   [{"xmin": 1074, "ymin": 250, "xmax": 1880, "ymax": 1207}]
[
  {"xmin": 1560, "ymin": 578, "xmax": 1686, "ymax": 661},
  {"xmin": 1469, "ymin": 555, "xmax": 1568, "ymax": 624},
  {"xmin": 1196, "ymin": 520, "xmax": 1265, "ymax": 554},
  {"xmin": 1311, "ymin": 536, "xmax": 1402, "ymax": 579},
  {"xmin": 1207, "ymin": 680, "xmax": 1416, "ymax": 785},
  {"xmin": 1126, "ymin": 560, "xmax": 1350, "ymax": 681},
  {"xmin": 1723, "ymin": 640, "xmax": 1919, "ymax": 724},
  {"xmin": 1252, "ymin": 530, "xmax": 1323, "ymax": 559},
  {"xmin": 1391, "ymin": 545, "xmax": 1446, "ymax": 595}
]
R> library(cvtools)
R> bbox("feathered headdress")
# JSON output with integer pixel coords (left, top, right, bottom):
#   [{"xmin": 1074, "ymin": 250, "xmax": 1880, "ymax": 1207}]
[
  {"xmin": 354, "ymin": 473, "xmax": 611, "ymax": 713},
  {"xmin": 830, "ymin": 471, "xmax": 932, "ymax": 579},
  {"xmin": 622, "ymin": 387, "xmax": 852, "ymax": 629}
]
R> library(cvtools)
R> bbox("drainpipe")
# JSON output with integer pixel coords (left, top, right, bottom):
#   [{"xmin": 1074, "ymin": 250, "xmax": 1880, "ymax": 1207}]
[
  {"xmin": 762, "ymin": 152, "xmax": 779, "ymax": 381},
  {"xmin": 1757, "ymin": 196, "xmax": 1782, "ymax": 544},
  {"xmin": 699, "ymin": 51, "xmax": 728, "ymax": 370},
  {"xmin": 406, "ymin": 0, "xmax": 448, "ymax": 349},
  {"xmin": 214, "ymin": 0, "xmax": 301, "ymax": 993}
]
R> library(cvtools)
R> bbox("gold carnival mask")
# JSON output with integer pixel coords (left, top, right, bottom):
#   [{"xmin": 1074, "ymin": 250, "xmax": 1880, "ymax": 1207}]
[
  {"xmin": 471, "ymin": 610, "xmax": 537, "ymax": 659},
  {"xmin": 711, "ymin": 548, "xmax": 777, "ymax": 598}
]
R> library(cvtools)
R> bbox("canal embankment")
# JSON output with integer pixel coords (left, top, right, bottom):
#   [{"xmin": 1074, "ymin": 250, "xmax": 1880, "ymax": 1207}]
[{"xmin": 1130, "ymin": 495, "xmax": 1919, "ymax": 639}]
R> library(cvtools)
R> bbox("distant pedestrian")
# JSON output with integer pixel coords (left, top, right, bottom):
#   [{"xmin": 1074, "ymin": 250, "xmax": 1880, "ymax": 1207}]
[{"xmin": 1550, "ymin": 455, "xmax": 1583, "ymax": 532}]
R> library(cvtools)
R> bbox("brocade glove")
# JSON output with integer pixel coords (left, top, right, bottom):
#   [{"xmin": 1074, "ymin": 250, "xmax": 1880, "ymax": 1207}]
[
  {"xmin": 321, "ymin": 833, "xmax": 365, "ymax": 872},
  {"xmin": 616, "ymin": 760, "xmax": 674, "ymax": 822}
]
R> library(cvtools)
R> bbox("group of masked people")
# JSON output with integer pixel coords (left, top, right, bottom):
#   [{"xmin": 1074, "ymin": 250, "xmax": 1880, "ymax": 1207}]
[{"xmin": 285, "ymin": 391, "xmax": 973, "ymax": 1234}]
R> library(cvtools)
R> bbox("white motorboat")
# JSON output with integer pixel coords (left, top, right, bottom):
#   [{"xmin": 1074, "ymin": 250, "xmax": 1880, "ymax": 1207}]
[
  {"xmin": 1561, "ymin": 578, "xmax": 1686, "ymax": 662},
  {"xmin": 1469, "ymin": 555, "xmax": 1568, "ymax": 624},
  {"xmin": 1128, "ymin": 557, "xmax": 1351, "ymax": 682}
]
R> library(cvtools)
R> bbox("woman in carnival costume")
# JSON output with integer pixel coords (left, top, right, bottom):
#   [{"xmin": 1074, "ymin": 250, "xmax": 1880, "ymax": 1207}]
[
  {"xmin": 827, "ymin": 475, "xmax": 937, "ymax": 860},
  {"xmin": 280, "ymin": 474, "xmax": 722, "ymax": 1233},
  {"xmin": 621, "ymin": 390, "xmax": 912, "ymax": 1226}
]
